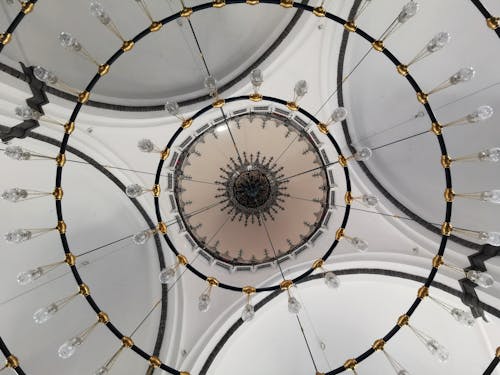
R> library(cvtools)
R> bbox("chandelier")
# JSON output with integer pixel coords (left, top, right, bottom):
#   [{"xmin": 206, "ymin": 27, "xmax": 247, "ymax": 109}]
[{"xmin": 0, "ymin": 0, "xmax": 499, "ymax": 374}]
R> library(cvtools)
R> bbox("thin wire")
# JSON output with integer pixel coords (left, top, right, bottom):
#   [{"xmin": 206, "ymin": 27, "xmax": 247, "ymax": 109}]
[
  {"xmin": 261, "ymin": 217, "xmax": 285, "ymax": 279},
  {"xmin": 296, "ymin": 315, "xmax": 319, "ymax": 373},
  {"xmin": 76, "ymin": 234, "xmax": 133, "ymax": 257},
  {"xmin": 275, "ymin": 134, "xmax": 300, "ymax": 163}
]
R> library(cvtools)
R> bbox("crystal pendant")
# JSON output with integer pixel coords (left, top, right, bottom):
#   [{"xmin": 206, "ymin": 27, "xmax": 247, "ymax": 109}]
[
  {"xmin": 33, "ymin": 66, "xmax": 58, "ymax": 84},
  {"xmin": 165, "ymin": 101, "xmax": 180, "ymax": 116},
  {"xmin": 398, "ymin": 1, "xmax": 419, "ymax": 23},
  {"xmin": 351, "ymin": 237, "xmax": 368, "ymax": 252},
  {"xmin": 5, "ymin": 146, "xmax": 31, "ymax": 160},
  {"xmin": 398, "ymin": 370, "xmax": 411, "ymax": 375},
  {"xmin": 425, "ymin": 339, "xmax": 449, "ymax": 362},
  {"xmin": 137, "ymin": 139, "xmax": 155, "ymax": 153},
  {"xmin": 17, "ymin": 267, "xmax": 44, "ymax": 285},
  {"xmin": 125, "ymin": 184, "xmax": 145, "ymax": 198},
  {"xmin": 480, "ymin": 190, "xmax": 500, "ymax": 204},
  {"xmin": 450, "ymin": 308, "xmax": 475, "ymax": 327},
  {"xmin": 15, "ymin": 105, "xmax": 41, "ymax": 120},
  {"xmin": 331, "ymin": 107, "xmax": 348, "ymax": 123},
  {"xmin": 241, "ymin": 304, "xmax": 255, "ymax": 322},
  {"xmin": 361, "ymin": 195, "xmax": 378, "ymax": 207},
  {"xmin": 324, "ymin": 272, "xmax": 340, "ymax": 289},
  {"xmin": 59, "ymin": 32, "xmax": 81, "ymax": 51},
  {"xmin": 159, "ymin": 267, "xmax": 176, "ymax": 284},
  {"xmin": 5, "ymin": 229, "xmax": 32, "ymax": 244},
  {"xmin": 426, "ymin": 32, "xmax": 451, "ymax": 53},
  {"xmin": 198, "ymin": 293, "xmax": 211, "ymax": 312},
  {"xmin": 478, "ymin": 147, "xmax": 500, "ymax": 162},
  {"xmin": 354, "ymin": 147, "xmax": 373, "ymax": 161},
  {"xmin": 251, "ymin": 69, "xmax": 263, "ymax": 87},
  {"xmin": 204, "ymin": 76, "xmax": 217, "ymax": 96},
  {"xmin": 95, "ymin": 367, "xmax": 109, "ymax": 375},
  {"xmin": 467, "ymin": 105, "xmax": 494, "ymax": 123},
  {"xmin": 89, "ymin": 2, "xmax": 111, "ymax": 25},
  {"xmin": 294, "ymin": 80, "xmax": 308, "ymax": 98},
  {"xmin": 1, "ymin": 188, "xmax": 28, "ymax": 202},
  {"xmin": 478, "ymin": 231, "xmax": 500, "ymax": 246},
  {"xmin": 58, "ymin": 337, "xmax": 83, "ymax": 359},
  {"xmin": 466, "ymin": 270, "xmax": 494, "ymax": 288},
  {"xmin": 288, "ymin": 296, "xmax": 302, "ymax": 314},
  {"xmin": 33, "ymin": 303, "xmax": 59, "ymax": 324},
  {"xmin": 450, "ymin": 67, "xmax": 475, "ymax": 85},
  {"xmin": 132, "ymin": 229, "xmax": 151, "ymax": 245}
]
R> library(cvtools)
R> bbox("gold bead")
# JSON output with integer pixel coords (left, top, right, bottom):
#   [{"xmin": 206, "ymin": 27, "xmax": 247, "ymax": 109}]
[
  {"xmin": 22, "ymin": 2, "xmax": 34, "ymax": 14},
  {"xmin": 249, "ymin": 93, "xmax": 263, "ymax": 102},
  {"xmin": 177, "ymin": 254, "xmax": 189, "ymax": 266},
  {"xmin": 312, "ymin": 259, "xmax": 324, "ymax": 270},
  {"xmin": 444, "ymin": 188, "xmax": 455, "ymax": 202},
  {"xmin": 122, "ymin": 336, "xmax": 134, "ymax": 348},
  {"xmin": 6, "ymin": 355, "xmax": 19, "ymax": 368},
  {"xmin": 65, "ymin": 253, "xmax": 76, "ymax": 266},
  {"xmin": 441, "ymin": 222, "xmax": 453, "ymax": 236},
  {"xmin": 157, "ymin": 222, "xmax": 168, "ymax": 234},
  {"xmin": 344, "ymin": 21, "xmax": 357, "ymax": 32},
  {"xmin": 338, "ymin": 155, "xmax": 347, "ymax": 167},
  {"xmin": 152, "ymin": 184, "xmax": 161, "ymax": 197},
  {"xmin": 416, "ymin": 92, "xmax": 428, "ymax": 105},
  {"xmin": 213, "ymin": 0, "xmax": 226, "ymax": 7},
  {"xmin": 78, "ymin": 91, "xmax": 90, "ymax": 104},
  {"xmin": 372, "ymin": 339, "xmax": 385, "ymax": 351},
  {"xmin": 149, "ymin": 356, "xmax": 162, "ymax": 368},
  {"xmin": 397, "ymin": 64, "xmax": 409, "ymax": 76},
  {"xmin": 317, "ymin": 123, "xmax": 329, "ymax": 135},
  {"xmin": 180, "ymin": 7, "xmax": 193, "ymax": 17},
  {"xmin": 121, "ymin": 40, "xmax": 134, "ymax": 52},
  {"xmin": 207, "ymin": 277, "xmax": 220, "ymax": 287},
  {"xmin": 344, "ymin": 191, "xmax": 353, "ymax": 205},
  {"xmin": 243, "ymin": 286, "xmax": 256, "ymax": 295},
  {"xmin": 64, "ymin": 121, "xmax": 75, "ymax": 135},
  {"xmin": 0, "ymin": 33, "xmax": 12, "ymax": 45},
  {"xmin": 397, "ymin": 314, "xmax": 409, "ymax": 327},
  {"xmin": 161, "ymin": 148, "xmax": 170, "ymax": 160},
  {"xmin": 57, "ymin": 220, "xmax": 67, "ymax": 234},
  {"xmin": 313, "ymin": 6, "xmax": 326, "ymax": 17},
  {"xmin": 280, "ymin": 279, "xmax": 293, "ymax": 290},
  {"xmin": 335, "ymin": 228, "xmax": 345, "ymax": 241},
  {"xmin": 441, "ymin": 155, "xmax": 452, "ymax": 168},
  {"xmin": 98, "ymin": 64, "xmax": 110, "ymax": 76},
  {"xmin": 53, "ymin": 187, "xmax": 64, "ymax": 200},
  {"xmin": 212, "ymin": 98, "xmax": 225, "ymax": 108},
  {"xmin": 150, "ymin": 22, "xmax": 163, "ymax": 32},
  {"xmin": 487, "ymin": 17, "xmax": 499, "ymax": 30},
  {"xmin": 280, "ymin": 0, "xmax": 293, "ymax": 8},
  {"xmin": 372, "ymin": 40, "xmax": 384, "ymax": 52},
  {"xmin": 431, "ymin": 122, "xmax": 442, "ymax": 135},
  {"xmin": 246, "ymin": 0, "xmax": 259, "ymax": 4},
  {"xmin": 496, "ymin": 346, "xmax": 500, "ymax": 358},
  {"xmin": 344, "ymin": 359, "xmax": 357, "ymax": 369},
  {"xmin": 432, "ymin": 255, "xmax": 444, "ymax": 269},
  {"xmin": 286, "ymin": 101, "xmax": 299, "ymax": 111},
  {"xmin": 79, "ymin": 283, "xmax": 90, "ymax": 296},
  {"xmin": 56, "ymin": 153, "xmax": 66, "ymax": 167},
  {"xmin": 417, "ymin": 286, "xmax": 429, "ymax": 299},
  {"xmin": 182, "ymin": 118, "xmax": 194, "ymax": 129},
  {"xmin": 98, "ymin": 311, "xmax": 109, "ymax": 324}
]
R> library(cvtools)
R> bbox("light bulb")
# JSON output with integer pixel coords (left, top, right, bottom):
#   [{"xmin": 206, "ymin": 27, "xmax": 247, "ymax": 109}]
[
  {"xmin": 478, "ymin": 231, "xmax": 500, "ymax": 246},
  {"xmin": 351, "ymin": 237, "xmax": 368, "ymax": 252},
  {"xmin": 450, "ymin": 308, "xmax": 475, "ymax": 327},
  {"xmin": 159, "ymin": 267, "xmax": 176, "ymax": 284},
  {"xmin": 425, "ymin": 339, "xmax": 449, "ymax": 362},
  {"xmin": 354, "ymin": 147, "xmax": 373, "ymax": 161},
  {"xmin": 466, "ymin": 270, "xmax": 494, "ymax": 288},
  {"xmin": 59, "ymin": 32, "xmax": 81, "ymax": 51},
  {"xmin": 331, "ymin": 107, "xmax": 348, "ymax": 123},
  {"xmin": 132, "ymin": 230, "xmax": 151, "ymax": 245},
  {"xmin": 450, "ymin": 67, "xmax": 475, "ymax": 85},
  {"xmin": 17, "ymin": 267, "xmax": 43, "ymax": 285},
  {"xmin": 4, "ymin": 145, "xmax": 31, "ymax": 160},
  {"xmin": 1, "ymin": 188, "xmax": 28, "ymax": 202},
  {"xmin": 204, "ymin": 76, "xmax": 217, "ymax": 96},
  {"xmin": 165, "ymin": 101, "xmax": 180, "ymax": 116},
  {"xmin": 33, "ymin": 66, "xmax": 58, "ymax": 84},
  {"xmin": 241, "ymin": 303, "xmax": 255, "ymax": 322},
  {"xmin": 398, "ymin": 1, "xmax": 419, "ymax": 23},
  {"xmin": 478, "ymin": 147, "xmax": 500, "ymax": 162},
  {"xmin": 467, "ymin": 105, "xmax": 494, "ymax": 123},
  {"xmin": 4, "ymin": 229, "xmax": 32, "ymax": 244},
  {"xmin": 33, "ymin": 303, "xmax": 59, "ymax": 324},
  {"xmin": 58, "ymin": 337, "xmax": 83, "ymax": 359},
  {"xmin": 198, "ymin": 293, "xmax": 211, "ymax": 312},
  {"xmin": 125, "ymin": 184, "xmax": 145, "ymax": 198},
  {"xmin": 361, "ymin": 195, "xmax": 378, "ymax": 207},
  {"xmin": 287, "ymin": 296, "xmax": 302, "ymax": 314},
  {"xmin": 250, "ymin": 69, "xmax": 263, "ymax": 88},
  {"xmin": 294, "ymin": 80, "xmax": 308, "ymax": 98},
  {"xmin": 137, "ymin": 139, "xmax": 155, "ymax": 153},
  {"xmin": 95, "ymin": 367, "xmax": 109, "ymax": 375},
  {"xmin": 89, "ymin": 1, "xmax": 111, "ymax": 25},
  {"xmin": 15, "ymin": 105, "xmax": 41, "ymax": 120},
  {"xmin": 324, "ymin": 272, "xmax": 340, "ymax": 289},
  {"xmin": 480, "ymin": 190, "xmax": 500, "ymax": 204},
  {"xmin": 426, "ymin": 32, "xmax": 451, "ymax": 53}
]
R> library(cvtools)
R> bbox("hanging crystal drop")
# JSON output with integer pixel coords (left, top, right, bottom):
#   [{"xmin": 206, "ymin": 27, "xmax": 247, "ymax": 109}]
[
  {"xmin": 159, "ymin": 267, "xmax": 176, "ymax": 284},
  {"xmin": 125, "ymin": 184, "xmax": 145, "ymax": 198},
  {"xmin": 331, "ymin": 107, "xmax": 348, "ymax": 123},
  {"xmin": 4, "ymin": 229, "xmax": 32, "ymax": 244},
  {"xmin": 58, "ymin": 337, "xmax": 83, "ymax": 359},
  {"xmin": 204, "ymin": 76, "xmax": 218, "ymax": 96},
  {"xmin": 324, "ymin": 272, "xmax": 340, "ymax": 288},
  {"xmin": 425, "ymin": 339, "xmax": 449, "ymax": 362},
  {"xmin": 132, "ymin": 229, "xmax": 151, "ymax": 245},
  {"xmin": 478, "ymin": 147, "xmax": 500, "ymax": 162},
  {"xmin": 1, "ymin": 188, "xmax": 28, "ymax": 202},
  {"xmin": 467, "ymin": 106, "xmax": 494, "ymax": 123},
  {"xmin": 198, "ymin": 293, "xmax": 211, "ymax": 312},
  {"xmin": 95, "ymin": 366, "xmax": 109, "ymax": 375},
  {"xmin": 89, "ymin": 2, "xmax": 111, "ymax": 25},
  {"xmin": 137, "ymin": 139, "xmax": 155, "ymax": 153},
  {"xmin": 251, "ymin": 69, "xmax": 263, "ymax": 88},
  {"xmin": 59, "ymin": 32, "xmax": 81, "ymax": 51},
  {"xmin": 479, "ymin": 190, "xmax": 500, "ymax": 204},
  {"xmin": 294, "ymin": 80, "xmax": 308, "ymax": 98},
  {"xmin": 15, "ymin": 105, "xmax": 41, "ymax": 120},
  {"xmin": 450, "ymin": 308, "xmax": 475, "ymax": 327},
  {"xmin": 398, "ymin": 1, "xmax": 419, "ymax": 23},
  {"xmin": 450, "ymin": 67, "xmax": 475, "ymax": 85},
  {"xmin": 398, "ymin": 371, "xmax": 411, "ymax": 375},
  {"xmin": 287, "ymin": 296, "xmax": 302, "ymax": 314},
  {"xmin": 4, "ymin": 146, "xmax": 31, "ymax": 160},
  {"xmin": 33, "ymin": 303, "xmax": 59, "ymax": 324},
  {"xmin": 165, "ymin": 101, "xmax": 180, "ymax": 116},
  {"xmin": 17, "ymin": 267, "xmax": 44, "ymax": 285},
  {"xmin": 351, "ymin": 237, "xmax": 368, "ymax": 252},
  {"xmin": 241, "ymin": 304, "xmax": 255, "ymax": 322},
  {"xmin": 426, "ymin": 32, "xmax": 451, "ymax": 53},
  {"xmin": 361, "ymin": 195, "xmax": 378, "ymax": 207},
  {"xmin": 33, "ymin": 66, "xmax": 58, "ymax": 84},
  {"xmin": 354, "ymin": 147, "xmax": 373, "ymax": 161},
  {"xmin": 466, "ymin": 270, "xmax": 494, "ymax": 288},
  {"xmin": 478, "ymin": 231, "xmax": 500, "ymax": 246}
]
